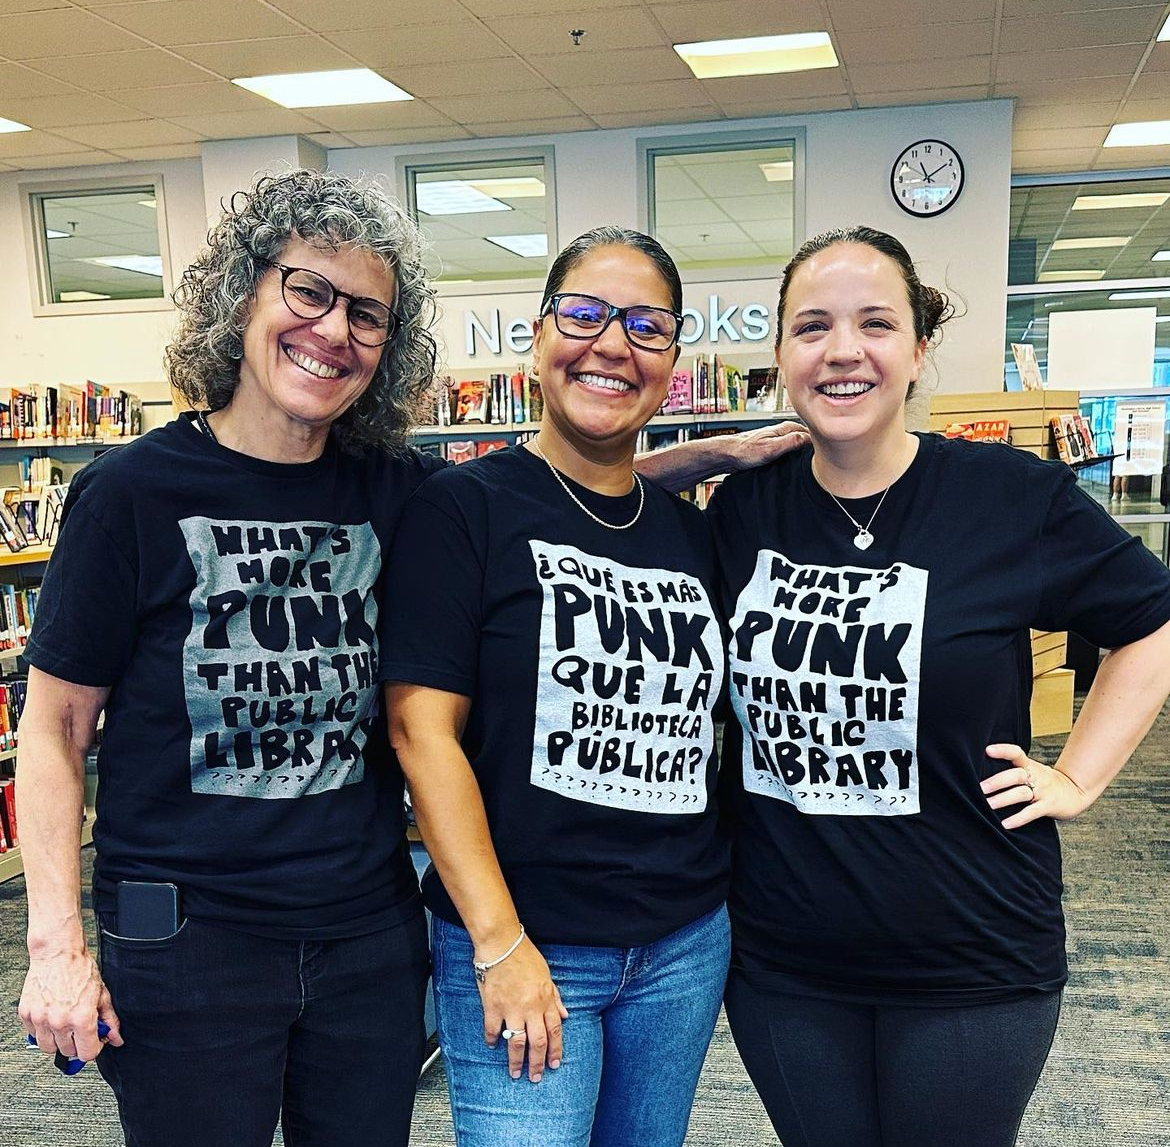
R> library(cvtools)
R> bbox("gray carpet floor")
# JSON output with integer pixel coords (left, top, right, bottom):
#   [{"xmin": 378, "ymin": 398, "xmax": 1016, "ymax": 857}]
[{"xmin": 2, "ymin": 704, "xmax": 1168, "ymax": 1146}]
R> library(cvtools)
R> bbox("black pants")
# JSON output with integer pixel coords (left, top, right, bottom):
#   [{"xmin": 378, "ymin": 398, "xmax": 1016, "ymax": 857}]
[{"xmin": 724, "ymin": 969, "xmax": 1061, "ymax": 1147}]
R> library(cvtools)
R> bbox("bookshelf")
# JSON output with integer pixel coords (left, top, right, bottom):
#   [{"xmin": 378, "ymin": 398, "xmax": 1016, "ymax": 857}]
[{"xmin": 0, "ymin": 809, "xmax": 95, "ymax": 885}]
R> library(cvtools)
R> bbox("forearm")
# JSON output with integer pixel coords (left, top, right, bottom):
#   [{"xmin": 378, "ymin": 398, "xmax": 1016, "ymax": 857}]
[
  {"xmin": 634, "ymin": 438, "xmax": 731, "ymax": 493},
  {"xmin": 1053, "ymin": 618, "xmax": 1170, "ymax": 802}
]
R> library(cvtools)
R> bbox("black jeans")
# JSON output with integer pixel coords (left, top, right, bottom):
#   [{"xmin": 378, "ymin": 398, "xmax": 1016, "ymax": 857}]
[
  {"xmin": 96, "ymin": 909, "xmax": 429, "ymax": 1147},
  {"xmin": 725, "ymin": 968, "xmax": 1061, "ymax": 1147}
]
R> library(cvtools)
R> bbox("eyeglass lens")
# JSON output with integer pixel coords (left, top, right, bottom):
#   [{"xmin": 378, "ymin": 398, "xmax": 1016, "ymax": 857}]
[
  {"xmin": 553, "ymin": 294, "xmax": 679, "ymax": 349},
  {"xmin": 281, "ymin": 268, "xmax": 394, "ymax": 346}
]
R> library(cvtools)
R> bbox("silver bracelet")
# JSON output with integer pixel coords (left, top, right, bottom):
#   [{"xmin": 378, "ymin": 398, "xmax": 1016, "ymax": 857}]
[{"xmin": 473, "ymin": 924, "xmax": 526, "ymax": 984}]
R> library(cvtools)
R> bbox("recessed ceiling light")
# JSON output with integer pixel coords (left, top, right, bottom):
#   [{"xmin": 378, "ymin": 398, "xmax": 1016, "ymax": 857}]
[
  {"xmin": 232, "ymin": 68, "xmax": 412, "ymax": 109},
  {"xmin": 485, "ymin": 233, "xmax": 548, "ymax": 257},
  {"xmin": 674, "ymin": 33, "xmax": 838, "ymax": 79},
  {"xmin": 0, "ymin": 116, "xmax": 31, "ymax": 133},
  {"xmin": 83, "ymin": 255, "xmax": 164, "ymax": 276},
  {"xmin": 1107, "ymin": 288, "xmax": 1170, "ymax": 299},
  {"xmin": 1104, "ymin": 120, "xmax": 1170, "ymax": 147},
  {"xmin": 1072, "ymin": 192, "xmax": 1169, "ymax": 210},
  {"xmin": 416, "ymin": 181, "xmax": 512, "ymax": 216},
  {"xmin": 759, "ymin": 161, "xmax": 794, "ymax": 182},
  {"xmin": 1050, "ymin": 236, "xmax": 1130, "ymax": 250},
  {"xmin": 464, "ymin": 177, "xmax": 545, "ymax": 199},
  {"xmin": 1038, "ymin": 270, "xmax": 1106, "ymax": 281},
  {"xmin": 60, "ymin": 290, "xmax": 112, "ymax": 301}
]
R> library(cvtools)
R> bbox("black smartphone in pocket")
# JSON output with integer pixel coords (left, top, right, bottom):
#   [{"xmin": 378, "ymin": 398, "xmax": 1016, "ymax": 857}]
[{"xmin": 115, "ymin": 881, "xmax": 181, "ymax": 939}]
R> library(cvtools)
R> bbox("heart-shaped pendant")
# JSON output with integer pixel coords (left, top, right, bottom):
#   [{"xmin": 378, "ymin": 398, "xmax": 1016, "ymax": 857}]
[{"xmin": 853, "ymin": 530, "xmax": 874, "ymax": 551}]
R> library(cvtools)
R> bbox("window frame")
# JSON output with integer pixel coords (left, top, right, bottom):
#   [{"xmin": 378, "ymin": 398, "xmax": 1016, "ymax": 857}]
[
  {"xmin": 21, "ymin": 174, "xmax": 175, "ymax": 317},
  {"xmin": 397, "ymin": 146, "xmax": 557, "ymax": 296},
  {"xmin": 639, "ymin": 127, "xmax": 807, "ymax": 285}
]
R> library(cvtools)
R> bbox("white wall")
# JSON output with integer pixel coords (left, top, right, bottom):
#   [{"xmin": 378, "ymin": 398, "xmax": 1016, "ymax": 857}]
[{"xmin": 0, "ymin": 98, "xmax": 1012, "ymax": 399}]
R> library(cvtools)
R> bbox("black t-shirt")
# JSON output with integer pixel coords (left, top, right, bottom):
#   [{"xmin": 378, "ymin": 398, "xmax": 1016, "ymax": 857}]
[
  {"xmin": 24, "ymin": 413, "xmax": 445, "ymax": 938},
  {"xmin": 707, "ymin": 433, "xmax": 1170, "ymax": 1004},
  {"xmin": 379, "ymin": 445, "xmax": 729, "ymax": 947}
]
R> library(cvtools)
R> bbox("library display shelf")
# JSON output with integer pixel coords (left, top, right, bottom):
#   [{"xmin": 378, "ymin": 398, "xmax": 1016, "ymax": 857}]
[
  {"xmin": 0, "ymin": 644, "xmax": 27, "ymax": 661},
  {"xmin": 0, "ymin": 435, "xmax": 142, "ymax": 451},
  {"xmin": 412, "ymin": 409, "xmax": 796, "ymax": 438},
  {"xmin": 0, "ymin": 809, "xmax": 95, "ymax": 885},
  {"xmin": 0, "ymin": 546, "xmax": 52, "ymax": 568}
]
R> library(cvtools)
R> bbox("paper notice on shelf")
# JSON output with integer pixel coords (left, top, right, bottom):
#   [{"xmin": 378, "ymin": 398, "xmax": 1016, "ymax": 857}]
[
  {"xmin": 1113, "ymin": 400, "xmax": 1166, "ymax": 476},
  {"xmin": 1011, "ymin": 342, "xmax": 1045, "ymax": 390}
]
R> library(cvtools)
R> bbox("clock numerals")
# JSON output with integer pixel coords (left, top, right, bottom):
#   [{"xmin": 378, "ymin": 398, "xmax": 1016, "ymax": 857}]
[{"xmin": 890, "ymin": 139, "xmax": 964, "ymax": 218}]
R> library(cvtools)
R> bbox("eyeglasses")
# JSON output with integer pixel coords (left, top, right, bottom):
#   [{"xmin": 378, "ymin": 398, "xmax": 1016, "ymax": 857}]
[
  {"xmin": 261, "ymin": 259, "xmax": 399, "ymax": 347},
  {"xmin": 542, "ymin": 293, "xmax": 683, "ymax": 352}
]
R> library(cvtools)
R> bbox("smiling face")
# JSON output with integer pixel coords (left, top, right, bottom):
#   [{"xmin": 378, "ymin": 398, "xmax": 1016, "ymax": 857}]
[
  {"xmin": 531, "ymin": 244, "xmax": 679, "ymax": 459},
  {"xmin": 778, "ymin": 242, "xmax": 925, "ymax": 454},
  {"xmin": 235, "ymin": 235, "xmax": 395, "ymax": 456}
]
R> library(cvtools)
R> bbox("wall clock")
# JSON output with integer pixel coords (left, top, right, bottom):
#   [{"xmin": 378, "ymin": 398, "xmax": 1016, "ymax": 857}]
[{"xmin": 890, "ymin": 140, "xmax": 964, "ymax": 217}]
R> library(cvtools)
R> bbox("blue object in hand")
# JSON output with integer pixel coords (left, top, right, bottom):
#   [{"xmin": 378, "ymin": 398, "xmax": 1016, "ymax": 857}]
[{"xmin": 26, "ymin": 1020, "xmax": 110, "ymax": 1075}]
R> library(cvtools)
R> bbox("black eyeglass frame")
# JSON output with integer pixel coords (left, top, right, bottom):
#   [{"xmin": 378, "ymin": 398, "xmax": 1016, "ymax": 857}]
[
  {"xmin": 542, "ymin": 292, "xmax": 684, "ymax": 352},
  {"xmin": 257, "ymin": 257, "xmax": 400, "ymax": 348}
]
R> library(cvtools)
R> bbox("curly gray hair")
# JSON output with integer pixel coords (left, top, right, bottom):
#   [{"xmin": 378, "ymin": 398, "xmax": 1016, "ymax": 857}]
[{"xmin": 165, "ymin": 168, "xmax": 438, "ymax": 454}]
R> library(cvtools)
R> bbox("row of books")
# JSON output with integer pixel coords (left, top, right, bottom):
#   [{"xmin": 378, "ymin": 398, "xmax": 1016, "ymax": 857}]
[
  {"xmin": 0, "ymin": 381, "xmax": 143, "ymax": 442},
  {"xmin": 431, "ymin": 371, "xmax": 544, "ymax": 427},
  {"xmin": 0, "ymin": 485, "xmax": 66, "ymax": 552},
  {"xmin": 1050, "ymin": 414, "xmax": 1099, "ymax": 465},
  {"xmin": 940, "ymin": 419, "xmax": 1012, "ymax": 444},
  {"xmin": 417, "ymin": 438, "xmax": 525, "ymax": 465},
  {"xmin": 662, "ymin": 358, "xmax": 783, "ymax": 416},
  {"xmin": 0, "ymin": 675, "xmax": 25, "ymax": 752},
  {"xmin": 0, "ymin": 776, "xmax": 17, "ymax": 852},
  {"xmin": 0, "ymin": 583, "xmax": 38, "ymax": 651}
]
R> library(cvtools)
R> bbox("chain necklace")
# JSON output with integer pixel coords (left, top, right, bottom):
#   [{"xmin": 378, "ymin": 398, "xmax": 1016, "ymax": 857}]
[
  {"xmin": 195, "ymin": 409, "xmax": 218, "ymax": 443},
  {"xmin": 530, "ymin": 440, "xmax": 645, "ymax": 531},
  {"xmin": 825, "ymin": 485, "xmax": 891, "ymax": 551}
]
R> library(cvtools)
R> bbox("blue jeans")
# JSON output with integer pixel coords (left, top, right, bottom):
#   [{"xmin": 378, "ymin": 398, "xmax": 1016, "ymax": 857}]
[
  {"xmin": 96, "ymin": 909, "xmax": 429, "ymax": 1147},
  {"xmin": 432, "ymin": 905, "xmax": 730, "ymax": 1147}
]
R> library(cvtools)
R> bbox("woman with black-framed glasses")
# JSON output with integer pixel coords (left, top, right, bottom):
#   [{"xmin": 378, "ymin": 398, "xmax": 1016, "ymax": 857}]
[
  {"xmin": 17, "ymin": 168, "xmax": 442, "ymax": 1147},
  {"xmin": 381, "ymin": 227, "xmax": 738, "ymax": 1147}
]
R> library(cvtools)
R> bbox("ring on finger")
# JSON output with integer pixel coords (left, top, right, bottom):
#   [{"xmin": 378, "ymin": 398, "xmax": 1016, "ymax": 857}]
[
  {"xmin": 501, "ymin": 1027, "xmax": 525, "ymax": 1042},
  {"xmin": 1021, "ymin": 765, "xmax": 1037, "ymax": 802}
]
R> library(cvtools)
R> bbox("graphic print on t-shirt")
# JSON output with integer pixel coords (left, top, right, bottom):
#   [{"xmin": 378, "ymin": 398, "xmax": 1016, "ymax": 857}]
[
  {"xmin": 529, "ymin": 540, "xmax": 724, "ymax": 814},
  {"xmin": 728, "ymin": 549, "xmax": 925, "ymax": 816},
  {"xmin": 180, "ymin": 517, "xmax": 381, "ymax": 800}
]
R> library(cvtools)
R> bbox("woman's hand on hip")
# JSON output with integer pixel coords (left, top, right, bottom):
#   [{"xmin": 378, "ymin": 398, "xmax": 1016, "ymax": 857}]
[
  {"xmin": 478, "ymin": 937, "xmax": 568, "ymax": 1083},
  {"xmin": 981, "ymin": 743, "xmax": 1091, "ymax": 829}
]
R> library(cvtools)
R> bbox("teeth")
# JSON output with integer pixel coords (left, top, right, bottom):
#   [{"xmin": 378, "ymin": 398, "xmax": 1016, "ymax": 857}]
[
  {"xmin": 576, "ymin": 372, "xmax": 632, "ymax": 393},
  {"xmin": 820, "ymin": 381, "xmax": 873, "ymax": 397},
  {"xmin": 285, "ymin": 346, "xmax": 343, "ymax": 379}
]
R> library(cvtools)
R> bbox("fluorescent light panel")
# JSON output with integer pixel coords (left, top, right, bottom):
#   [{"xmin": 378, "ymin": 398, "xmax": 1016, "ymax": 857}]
[
  {"xmin": 1104, "ymin": 120, "xmax": 1170, "ymax": 148},
  {"xmin": 1050, "ymin": 236, "xmax": 1130, "ymax": 250},
  {"xmin": 759, "ymin": 161, "xmax": 794, "ymax": 182},
  {"xmin": 485, "ymin": 233, "xmax": 548, "ymax": 257},
  {"xmin": 464, "ymin": 177, "xmax": 545, "ymax": 198},
  {"xmin": 1160, "ymin": 14, "xmax": 1170, "ymax": 41},
  {"xmin": 60, "ymin": 290, "xmax": 111, "ymax": 301},
  {"xmin": 45, "ymin": 229, "xmax": 69, "ymax": 239},
  {"xmin": 416, "ymin": 181, "xmax": 512, "ymax": 216},
  {"xmin": 1153, "ymin": 250, "xmax": 1170, "ymax": 261},
  {"xmin": 232, "ymin": 68, "xmax": 412, "ymax": 109},
  {"xmin": 1038, "ymin": 270, "xmax": 1105, "ymax": 281},
  {"xmin": 83, "ymin": 255, "xmax": 164, "ymax": 277},
  {"xmin": 1072, "ymin": 192, "xmax": 1169, "ymax": 210},
  {"xmin": 0, "ymin": 116, "xmax": 31, "ymax": 133},
  {"xmin": 1108, "ymin": 288, "xmax": 1170, "ymax": 299},
  {"xmin": 674, "ymin": 32, "xmax": 838, "ymax": 79}
]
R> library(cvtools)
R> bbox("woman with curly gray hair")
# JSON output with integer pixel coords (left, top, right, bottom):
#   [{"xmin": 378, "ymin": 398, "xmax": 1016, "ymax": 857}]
[{"xmin": 17, "ymin": 168, "xmax": 444, "ymax": 1147}]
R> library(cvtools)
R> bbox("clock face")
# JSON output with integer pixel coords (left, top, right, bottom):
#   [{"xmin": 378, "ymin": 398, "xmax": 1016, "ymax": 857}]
[{"xmin": 891, "ymin": 140, "xmax": 964, "ymax": 217}]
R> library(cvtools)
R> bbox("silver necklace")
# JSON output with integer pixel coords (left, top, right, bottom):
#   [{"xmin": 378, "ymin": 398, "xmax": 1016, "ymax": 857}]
[
  {"xmin": 530, "ymin": 440, "xmax": 645, "ymax": 531},
  {"xmin": 196, "ymin": 410, "xmax": 218, "ymax": 442},
  {"xmin": 825, "ymin": 485, "xmax": 891, "ymax": 551}
]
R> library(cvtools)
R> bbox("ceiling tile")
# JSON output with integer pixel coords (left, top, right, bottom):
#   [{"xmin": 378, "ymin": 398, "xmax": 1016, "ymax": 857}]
[
  {"xmin": 465, "ymin": 115, "xmax": 596, "ymax": 136},
  {"xmin": 836, "ymin": 21, "xmax": 994, "ymax": 64},
  {"xmin": 648, "ymin": 1, "xmax": 818, "ymax": 42},
  {"xmin": 1001, "ymin": 0, "xmax": 1163, "ymax": 13},
  {"xmin": 181, "ymin": 36, "xmax": 355, "ymax": 78},
  {"xmin": 303, "ymin": 131, "xmax": 355, "ymax": 147},
  {"xmin": 1000, "ymin": 9, "xmax": 1162, "ymax": 50},
  {"xmin": 1091, "ymin": 143, "xmax": 1170, "ymax": 166},
  {"xmin": 268, "ymin": 0, "xmax": 471, "ymax": 31},
  {"xmin": 589, "ymin": 109, "xmax": 724, "ymax": 130},
  {"xmin": 304, "ymin": 101, "xmax": 454, "ymax": 132},
  {"xmin": 323, "ymin": 23, "xmax": 509, "ymax": 69},
  {"xmin": 701, "ymin": 70, "xmax": 850, "ymax": 104},
  {"xmin": 716, "ymin": 96, "xmax": 855, "ymax": 117},
  {"xmin": 1012, "ymin": 100, "xmax": 1123, "ymax": 131},
  {"xmin": 110, "ymin": 142, "xmax": 204, "ymax": 160},
  {"xmin": 849, "ymin": 56, "xmax": 990, "ymax": 93},
  {"xmin": 526, "ymin": 47, "xmax": 692, "ymax": 87},
  {"xmin": 1118, "ymin": 96, "xmax": 1170, "ymax": 121},
  {"xmin": 562, "ymin": 78, "xmax": 717, "ymax": 115},
  {"xmin": 488, "ymin": 10, "xmax": 665, "ymax": 56},
  {"xmin": 829, "ymin": 0, "xmax": 998, "ymax": 31},
  {"xmin": 429, "ymin": 87, "xmax": 579, "ymax": 123},
  {"xmin": 106, "ymin": 82, "xmax": 271, "ymax": 117},
  {"xmin": 99, "ymin": 0, "xmax": 304, "ymax": 45},
  {"xmin": 0, "ymin": 127, "xmax": 90, "ymax": 156},
  {"xmin": 995, "ymin": 76, "xmax": 1131, "ymax": 101},
  {"xmin": 0, "ymin": 93, "xmax": 144, "ymax": 128},
  {"xmin": 0, "ymin": 61, "xmax": 79, "ymax": 98},
  {"xmin": 0, "ymin": 0, "xmax": 72, "ymax": 11},
  {"xmin": 5, "ymin": 150, "xmax": 121, "ymax": 169},
  {"xmin": 168, "ymin": 107, "xmax": 324, "ymax": 137},
  {"xmin": 856, "ymin": 86, "xmax": 988, "ymax": 107},
  {"xmin": 55, "ymin": 119, "xmax": 207, "ymax": 148},
  {"xmin": 995, "ymin": 44, "xmax": 1146, "ymax": 83},
  {"xmin": 387, "ymin": 59, "xmax": 548, "ymax": 99},
  {"xmin": 0, "ymin": 8, "xmax": 147, "ymax": 58},
  {"xmin": 1139, "ymin": 42, "xmax": 1170, "ymax": 72},
  {"xmin": 1013, "ymin": 126, "xmax": 1109, "ymax": 151},
  {"xmin": 1125, "ymin": 70, "xmax": 1170, "ymax": 99},
  {"xmin": 30, "ymin": 50, "xmax": 213, "ymax": 90},
  {"xmin": 458, "ymin": 0, "xmax": 634, "ymax": 13},
  {"xmin": 340, "ymin": 126, "xmax": 475, "ymax": 146}
]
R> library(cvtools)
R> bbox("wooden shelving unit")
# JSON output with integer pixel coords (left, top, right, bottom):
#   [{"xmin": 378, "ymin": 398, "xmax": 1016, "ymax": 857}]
[
  {"xmin": 412, "ymin": 409, "xmax": 793, "ymax": 438},
  {"xmin": 0, "ymin": 810, "xmax": 95, "ymax": 885}
]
